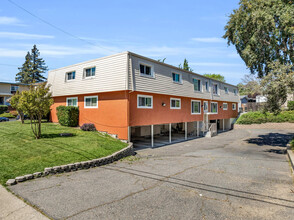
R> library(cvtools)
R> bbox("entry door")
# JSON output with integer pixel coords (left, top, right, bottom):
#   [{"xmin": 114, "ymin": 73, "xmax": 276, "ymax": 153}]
[{"xmin": 0, "ymin": 97, "xmax": 4, "ymax": 105}]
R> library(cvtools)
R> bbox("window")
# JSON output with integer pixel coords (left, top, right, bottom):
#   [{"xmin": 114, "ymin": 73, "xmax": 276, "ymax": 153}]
[
  {"xmin": 224, "ymin": 87, "xmax": 229, "ymax": 94},
  {"xmin": 203, "ymin": 101, "xmax": 208, "ymax": 112},
  {"xmin": 66, "ymin": 97, "xmax": 78, "ymax": 107},
  {"xmin": 172, "ymin": 73, "xmax": 182, "ymax": 83},
  {"xmin": 232, "ymin": 103, "xmax": 236, "ymax": 110},
  {"xmin": 193, "ymin": 79, "xmax": 201, "ymax": 92},
  {"xmin": 140, "ymin": 64, "xmax": 153, "ymax": 77},
  {"xmin": 223, "ymin": 103, "xmax": 228, "ymax": 110},
  {"xmin": 205, "ymin": 81, "xmax": 209, "ymax": 92},
  {"xmin": 11, "ymin": 85, "xmax": 19, "ymax": 92},
  {"xmin": 211, "ymin": 102, "xmax": 218, "ymax": 113},
  {"xmin": 66, "ymin": 71, "xmax": 75, "ymax": 81},
  {"xmin": 137, "ymin": 95, "xmax": 153, "ymax": 109},
  {"xmin": 84, "ymin": 96, "xmax": 98, "ymax": 108},
  {"xmin": 233, "ymin": 89, "xmax": 237, "ymax": 95},
  {"xmin": 213, "ymin": 84, "xmax": 218, "ymax": 95},
  {"xmin": 191, "ymin": 100, "xmax": 201, "ymax": 114},
  {"xmin": 84, "ymin": 67, "xmax": 96, "ymax": 78},
  {"xmin": 170, "ymin": 98, "xmax": 181, "ymax": 109}
]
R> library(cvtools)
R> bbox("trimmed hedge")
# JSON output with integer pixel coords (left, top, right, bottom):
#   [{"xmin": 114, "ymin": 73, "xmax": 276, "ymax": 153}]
[
  {"xmin": 56, "ymin": 106, "xmax": 79, "ymax": 127},
  {"xmin": 288, "ymin": 101, "xmax": 294, "ymax": 111},
  {"xmin": 236, "ymin": 111, "xmax": 294, "ymax": 124},
  {"xmin": 0, "ymin": 105, "xmax": 8, "ymax": 114}
]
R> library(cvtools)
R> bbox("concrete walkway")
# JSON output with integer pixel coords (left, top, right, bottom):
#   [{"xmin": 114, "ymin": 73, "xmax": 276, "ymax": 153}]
[{"xmin": 0, "ymin": 185, "xmax": 48, "ymax": 220}]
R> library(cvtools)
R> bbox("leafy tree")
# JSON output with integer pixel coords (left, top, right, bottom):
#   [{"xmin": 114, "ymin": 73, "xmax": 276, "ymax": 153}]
[
  {"xmin": 237, "ymin": 74, "xmax": 261, "ymax": 96},
  {"xmin": 157, "ymin": 58, "xmax": 166, "ymax": 63},
  {"xmin": 16, "ymin": 45, "xmax": 48, "ymax": 84},
  {"xmin": 179, "ymin": 58, "xmax": 193, "ymax": 72},
  {"xmin": 16, "ymin": 83, "xmax": 53, "ymax": 139},
  {"xmin": 223, "ymin": 0, "xmax": 294, "ymax": 78},
  {"xmin": 261, "ymin": 62, "xmax": 294, "ymax": 114},
  {"xmin": 203, "ymin": 73, "xmax": 226, "ymax": 83},
  {"xmin": 10, "ymin": 91, "xmax": 25, "ymax": 124}
]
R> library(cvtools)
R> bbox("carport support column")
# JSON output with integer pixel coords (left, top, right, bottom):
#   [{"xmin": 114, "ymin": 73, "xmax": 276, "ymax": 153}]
[
  {"xmin": 197, "ymin": 121, "xmax": 199, "ymax": 137},
  {"xmin": 185, "ymin": 122, "xmax": 187, "ymax": 140},
  {"xmin": 223, "ymin": 119, "xmax": 225, "ymax": 131},
  {"xmin": 151, "ymin": 125, "xmax": 154, "ymax": 148},
  {"xmin": 169, "ymin": 123, "xmax": 172, "ymax": 143}
]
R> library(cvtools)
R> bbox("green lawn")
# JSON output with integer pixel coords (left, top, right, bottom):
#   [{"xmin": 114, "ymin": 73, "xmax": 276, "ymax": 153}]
[{"xmin": 0, "ymin": 121, "xmax": 127, "ymax": 185}]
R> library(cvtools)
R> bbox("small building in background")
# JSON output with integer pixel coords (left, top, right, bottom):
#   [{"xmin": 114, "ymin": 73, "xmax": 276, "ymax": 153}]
[{"xmin": 0, "ymin": 82, "xmax": 29, "ymax": 107}]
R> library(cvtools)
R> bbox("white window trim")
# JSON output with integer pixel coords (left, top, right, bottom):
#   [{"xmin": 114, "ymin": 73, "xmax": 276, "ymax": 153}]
[
  {"xmin": 223, "ymin": 103, "xmax": 228, "ymax": 110},
  {"xmin": 193, "ymin": 78, "xmax": 202, "ymax": 93},
  {"xmin": 170, "ymin": 98, "xmax": 181, "ymax": 109},
  {"xmin": 212, "ymin": 83, "xmax": 219, "ymax": 96},
  {"xmin": 191, "ymin": 100, "xmax": 201, "ymax": 115},
  {"xmin": 84, "ymin": 95, "xmax": 98, "ymax": 109},
  {"xmin": 203, "ymin": 101, "xmax": 208, "ymax": 112},
  {"xmin": 66, "ymin": 97, "xmax": 78, "ymax": 107},
  {"xmin": 83, "ymin": 66, "xmax": 96, "ymax": 79},
  {"xmin": 224, "ymin": 87, "xmax": 229, "ymax": 94},
  {"xmin": 139, "ymin": 62, "xmax": 154, "ymax": 78},
  {"xmin": 171, "ymin": 72, "xmax": 183, "ymax": 84},
  {"xmin": 232, "ymin": 103, "xmax": 236, "ymax": 110},
  {"xmin": 137, "ymin": 94, "xmax": 153, "ymax": 109},
  {"xmin": 233, "ymin": 89, "xmax": 238, "ymax": 96},
  {"xmin": 65, "ymin": 71, "xmax": 76, "ymax": 82},
  {"xmin": 10, "ymin": 85, "xmax": 19, "ymax": 92},
  {"xmin": 205, "ymin": 81, "xmax": 210, "ymax": 92},
  {"xmin": 211, "ymin": 102, "xmax": 218, "ymax": 114}
]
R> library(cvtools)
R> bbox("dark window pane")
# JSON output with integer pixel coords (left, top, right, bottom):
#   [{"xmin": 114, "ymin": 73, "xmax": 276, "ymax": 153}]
[
  {"xmin": 140, "ymin": 64, "xmax": 145, "ymax": 74},
  {"xmin": 146, "ymin": 66, "xmax": 151, "ymax": 75}
]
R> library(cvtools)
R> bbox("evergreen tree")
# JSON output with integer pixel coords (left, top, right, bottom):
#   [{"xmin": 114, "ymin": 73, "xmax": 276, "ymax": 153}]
[
  {"xmin": 16, "ymin": 45, "xmax": 48, "ymax": 84},
  {"xmin": 179, "ymin": 58, "xmax": 193, "ymax": 72},
  {"xmin": 15, "ymin": 52, "xmax": 32, "ymax": 84}
]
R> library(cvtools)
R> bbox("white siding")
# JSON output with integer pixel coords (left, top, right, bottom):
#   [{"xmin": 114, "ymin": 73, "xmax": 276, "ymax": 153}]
[
  {"xmin": 130, "ymin": 54, "xmax": 239, "ymax": 103},
  {"xmin": 47, "ymin": 52, "xmax": 128, "ymax": 97}
]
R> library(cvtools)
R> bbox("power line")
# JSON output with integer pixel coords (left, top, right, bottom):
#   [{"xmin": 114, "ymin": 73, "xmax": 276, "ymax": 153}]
[{"xmin": 7, "ymin": 0, "xmax": 119, "ymax": 54}]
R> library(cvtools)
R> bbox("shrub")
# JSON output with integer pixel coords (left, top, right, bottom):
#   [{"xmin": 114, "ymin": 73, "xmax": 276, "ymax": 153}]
[
  {"xmin": 291, "ymin": 139, "xmax": 294, "ymax": 149},
  {"xmin": 9, "ymin": 110, "xmax": 18, "ymax": 117},
  {"xmin": 0, "ymin": 105, "xmax": 8, "ymax": 114},
  {"xmin": 236, "ymin": 110, "xmax": 294, "ymax": 124},
  {"xmin": 0, "ymin": 112, "xmax": 16, "ymax": 118},
  {"xmin": 56, "ymin": 106, "xmax": 79, "ymax": 127},
  {"xmin": 288, "ymin": 101, "xmax": 294, "ymax": 111},
  {"xmin": 80, "ymin": 123, "xmax": 96, "ymax": 131}
]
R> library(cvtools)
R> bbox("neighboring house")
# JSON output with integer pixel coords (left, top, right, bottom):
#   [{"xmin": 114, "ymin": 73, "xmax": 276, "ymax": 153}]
[
  {"xmin": 240, "ymin": 95, "xmax": 256, "ymax": 112},
  {"xmin": 0, "ymin": 82, "xmax": 29, "ymax": 107},
  {"xmin": 47, "ymin": 51, "xmax": 239, "ymax": 147}
]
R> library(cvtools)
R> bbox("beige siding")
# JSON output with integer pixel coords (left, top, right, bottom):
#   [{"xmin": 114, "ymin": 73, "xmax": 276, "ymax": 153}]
[
  {"xmin": 0, "ymin": 83, "xmax": 29, "ymax": 95},
  {"xmin": 47, "ymin": 52, "xmax": 128, "ymax": 97},
  {"xmin": 130, "ymin": 54, "xmax": 239, "ymax": 103}
]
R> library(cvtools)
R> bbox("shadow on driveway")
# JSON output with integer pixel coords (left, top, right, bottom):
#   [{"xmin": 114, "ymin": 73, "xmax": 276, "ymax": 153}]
[{"xmin": 245, "ymin": 133, "xmax": 294, "ymax": 147}]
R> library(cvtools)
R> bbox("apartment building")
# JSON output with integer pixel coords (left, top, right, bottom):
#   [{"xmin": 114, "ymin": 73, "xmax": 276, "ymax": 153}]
[
  {"xmin": 48, "ymin": 52, "xmax": 239, "ymax": 147},
  {"xmin": 0, "ymin": 82, "xmax": 29, "ymax": 107}
]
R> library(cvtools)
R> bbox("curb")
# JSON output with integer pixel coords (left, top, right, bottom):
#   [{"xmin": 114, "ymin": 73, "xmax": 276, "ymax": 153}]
[
  {"xmin": 287, "ymin": 142, "xmax": 294, "ymax": 172},
  {"xmin": 6, "ymin": 143, "xmax": 133, "ymax": 186}
]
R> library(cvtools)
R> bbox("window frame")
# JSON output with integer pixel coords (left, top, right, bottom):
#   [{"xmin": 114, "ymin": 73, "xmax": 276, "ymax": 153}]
[
  {"xmin": 171, "ymin": 72, "xmax": 182, "ymax": 84},
  {"xmin": 205, "ymin": 81, "xmax": 209, "ymax": 92},
  {"xmin": 83, "ymin": 66, "xmax": 96, "ymax": 79},
  {"xmin": 203, "ymin": 101, "xmax": 209, "ymax": 113},
  {"xmin": 223, "ymin": 103, "xmax": 228, "ymax": 110},
  {"xmin": 232, "ymin": 103, "xmax": 237, "ymax": 110},
  {"xmin": 233, "ymin": 89, "xmax": 237, "ymax": 95},
  {"xmin": 224, "ymin": 86, "xmax": 229, "ymax": 94},
  {"xmin": 210, "ymin": 102, "xmax": 218, "ymax": 114},
  {"xmin": 65, "ymin": 71, "xmax": 76, "ymax": 81},
  {"xmin": 84, "ymin": 95, "xmax": 98, "ymax": 109},
  {"xmin": 10, "ymin": 85, "xmax": 19, "ymax": 92},
  {"xmin": 191, "ymin": 100, "xmax": 201, "ymax": 115},
  {"xmin": 139, "ymin": 63, "xmax": 154, "ymax": 78},
  {"xmin": 193, "ymin": 78, "xmax": 202, "ymax": 93},
  {"xmin": 137, "ymin": 94, "xmax": 153, "ymax": 109},
  {"xmin": 170, "ymin": 98, "xmax": 181, "ymax": 109},
  {"xmin": 212, "ymin": 83, "xmax": 219, "ymax": 95},
  {"xmin": 66, "ymin": 97, "xmax": 78, "ymax": 107}
]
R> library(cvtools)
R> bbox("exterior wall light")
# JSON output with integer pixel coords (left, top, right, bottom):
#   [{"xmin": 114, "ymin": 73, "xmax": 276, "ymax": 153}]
[{"xmin": 162, "ymin": 102, "xmax": 166, "ymax": 107}]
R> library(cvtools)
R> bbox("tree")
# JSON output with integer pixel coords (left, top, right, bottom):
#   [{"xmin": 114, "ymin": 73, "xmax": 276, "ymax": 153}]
[
  {"xmin": 15, "ymin": 83, "xmax": 53, "ymax": 139},
  {"xmin": 203, "ymin": 73, "xmax": 226, "ymax": 83},
  {"xmin": 157, "ymin": 58, "xmax": 166, "ymax": 63},
  {"xmin": 10, "ymin": 91, "xmax": 25, "ymax": 124},
  {"xmin": 223, "ymin": 0, "xmax": 294, "ymax": 78},
  {"xmin": 261, "ymin": 62, "xmax": 294, "ymax": 114},
  {"xmin": 179, "ymin": 58, "xmax": 193, "ymax": 72},
  {"xmin": 16, "ymin": 45, "xmax": 48, "ymax": 84},
  {"xmin": 237, "ymin": 74, "xmax": 261, "ymax": 96}
]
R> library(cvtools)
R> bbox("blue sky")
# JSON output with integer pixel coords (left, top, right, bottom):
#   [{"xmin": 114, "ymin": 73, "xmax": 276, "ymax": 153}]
[{"xmin": 0, "ymin": 0, "xmax": 248, "ymax": 85}]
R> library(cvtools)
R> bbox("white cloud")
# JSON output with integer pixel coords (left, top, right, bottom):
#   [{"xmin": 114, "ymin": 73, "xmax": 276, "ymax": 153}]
[
  {"xmin": 0, "ymin": 32, "xmax": 55, "ymax": 40},
  {"xmin": 0, "ymin": 16, "xmax": 24, "ymax": 26},
  {"xmin": 191, "ymin": 37, "xmax": 224, "ymax": 43},
  {"xmin": 0, "ymin": 48, "xmax": 26, "ymax": 57}
]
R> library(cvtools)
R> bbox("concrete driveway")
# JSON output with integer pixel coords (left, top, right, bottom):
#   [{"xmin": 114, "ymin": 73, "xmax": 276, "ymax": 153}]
[{"xmin": 9, "ymin": 128, "xmax": 294, "ymax": 220}]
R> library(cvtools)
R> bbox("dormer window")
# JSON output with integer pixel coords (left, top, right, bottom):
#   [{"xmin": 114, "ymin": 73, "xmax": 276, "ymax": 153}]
[
  {"xmin": 172, "ymin": 72, "xmax": 182, "ymax": 83},
  {"xmin": 233, "ymin": 89, "xmax": 237, "ymax": 95},
  {"xmin": 140, "ymin": 63, "xmax": 153, "ymax": 77},
  {"xmin": 193, "ymin": 78, "xmax": 202, "ymax": 92},
  {"xmin": 11, "ymin": 85, "xmax": 19, "ymax": 92},
  {"xmin": 224, "ymin": 87, "xmax": 229, "ymax": 94},
  {"xmin": 66, "ymin": 71, "xmax": 75, "ymax": 81},
  {"xmin": 84, "ymin": 67, "xmax": 96, "ymax": 78},
  {"xmin": 213, "ymin": 84, "xmax": 218, "ymax": 95}
]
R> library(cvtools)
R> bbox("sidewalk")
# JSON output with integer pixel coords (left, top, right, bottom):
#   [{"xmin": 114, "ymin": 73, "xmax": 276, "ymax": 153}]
[{"xmin": 0, "ymin": 185, "xmax": 48, "ymax": 220}]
